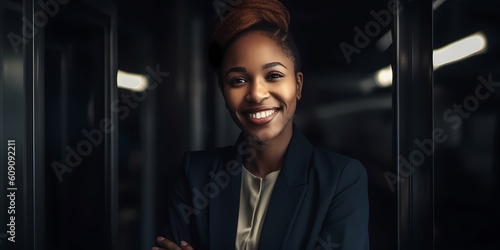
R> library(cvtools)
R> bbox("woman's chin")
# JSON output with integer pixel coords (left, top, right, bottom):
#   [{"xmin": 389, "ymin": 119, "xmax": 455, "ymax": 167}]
[
  {"xmin": 250, "ymin": 133, "xmax": 275, "ymax": 143},
  {"xmin": 242, "ymin": 125, "xmax": 283, "ymax": 143}
]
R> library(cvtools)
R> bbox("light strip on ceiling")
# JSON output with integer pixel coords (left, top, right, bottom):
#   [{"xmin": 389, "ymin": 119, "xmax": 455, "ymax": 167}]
[
  {"xmin": 117, "ymin": 70, "xmax": 148, "ymax": 92},
  {"xmin": 375, "ymin": 32, "xmax": 487, "ymax": 87}
]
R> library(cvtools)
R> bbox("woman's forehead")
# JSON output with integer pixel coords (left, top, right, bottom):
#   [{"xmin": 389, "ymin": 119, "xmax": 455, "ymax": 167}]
[{"xmin": 222, "ymin": 31, "xmax": 293, "ymax": 70}]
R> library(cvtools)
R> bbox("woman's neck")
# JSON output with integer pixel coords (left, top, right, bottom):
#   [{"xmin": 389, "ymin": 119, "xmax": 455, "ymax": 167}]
[{"xmin": 242, "ymin": 122, "xmax": 293, "ymax": 178}]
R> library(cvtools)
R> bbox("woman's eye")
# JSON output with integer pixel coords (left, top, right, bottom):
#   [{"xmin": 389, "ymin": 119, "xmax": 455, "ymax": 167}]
[
  {"xmin": 230, "ymin": 77, "xmax": 247, "ymax": 85},
  {"xmin": 267, "ymin": 72, "xmax": 284, "ymax": 80}
]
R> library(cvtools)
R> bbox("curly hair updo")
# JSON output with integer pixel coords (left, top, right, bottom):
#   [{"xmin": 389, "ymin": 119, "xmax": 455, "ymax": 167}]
[{"xmin": 209, "ymin": 0, "xmax": 301, "ymax": 75}]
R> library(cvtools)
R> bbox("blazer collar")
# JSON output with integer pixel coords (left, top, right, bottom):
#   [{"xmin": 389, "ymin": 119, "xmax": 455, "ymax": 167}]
[
  {"xmin": 209, "ymin": 123, "xmax": 313, "ymax": 249},
  {"xmin": 233, "ymin": 123, "xmax": 314, "ymax": 187},
  {"xmin": 259, "ymin": 124, "xmax": 313, "ymax": 249},
  {"xmin": 278, "ymin": 123, "xmax": 314, "ymax": 187}
]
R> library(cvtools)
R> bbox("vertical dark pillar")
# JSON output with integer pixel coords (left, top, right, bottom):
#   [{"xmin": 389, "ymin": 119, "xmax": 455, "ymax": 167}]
[
  {"xmin": 29, "ymin": 0, "xmax": 46, "ymax": 249},
  {"xmin": 393, "ymin": 0, "xmax": 434, "ymax": 249}
]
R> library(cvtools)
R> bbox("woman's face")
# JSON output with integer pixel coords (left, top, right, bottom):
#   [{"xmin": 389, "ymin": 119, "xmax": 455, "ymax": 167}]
[{"xmin": 221, "ymin": 31, "xmax": 303, "ymax": 143}]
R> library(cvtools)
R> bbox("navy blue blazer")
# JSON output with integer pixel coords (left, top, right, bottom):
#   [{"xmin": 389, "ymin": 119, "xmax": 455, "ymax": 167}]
[{"xmin": 165, "ymin": 125, "xmax": 369, "ymax": 250}]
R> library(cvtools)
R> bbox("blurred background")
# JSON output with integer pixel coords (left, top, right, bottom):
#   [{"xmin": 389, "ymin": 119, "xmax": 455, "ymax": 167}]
[{"xmin": 0, "ymin": 0, "xmax": 499, "ymax": 249}]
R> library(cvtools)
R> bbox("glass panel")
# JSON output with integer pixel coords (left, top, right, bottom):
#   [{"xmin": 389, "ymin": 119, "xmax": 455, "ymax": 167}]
[
  {"xmin": 433, "ymin": 0, "xmax": 500, "ymax": 249},
  {"xmin": 43, "ymin": 3, "xmax": 112, "ymax": 249},
  {"xmin": 0, "ymin": 1, "xmax": 27, "ymax": 248}
]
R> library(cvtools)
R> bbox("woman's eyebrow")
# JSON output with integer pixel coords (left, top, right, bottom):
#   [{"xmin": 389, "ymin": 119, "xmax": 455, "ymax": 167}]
[
  {"xmin": 263, "ymin": 62, "xmax": 287, "ymax": 69},
  {"xmin": 225, "ymin": 62, "xmax": 286, "ymax": 76},
  {"xmin": 225, "ymin": 67, "xmax": 246, "ymax": 77}
]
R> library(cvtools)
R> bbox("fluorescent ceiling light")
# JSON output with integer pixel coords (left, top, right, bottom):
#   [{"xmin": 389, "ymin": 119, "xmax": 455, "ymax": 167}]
[
  {"xmin": 375, "ymin": 65, "xmax": 393, "ymax": 88},
  {"xmin": 117, "ymin": 70, "xmax": 148, "ymax": 92},
  {"xmin": 433, "ymin": 32, "xmax": 487, "ymax": 69},
  {"xmin": 374, "ymin": 32, "xmax": 487, "ymax": 87}
]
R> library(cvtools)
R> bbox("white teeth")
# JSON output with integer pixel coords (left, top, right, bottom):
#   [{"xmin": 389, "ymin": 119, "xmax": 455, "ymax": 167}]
[{"xmin": 248, "ymin": 109, "xmax": 276, "ymax": 119}]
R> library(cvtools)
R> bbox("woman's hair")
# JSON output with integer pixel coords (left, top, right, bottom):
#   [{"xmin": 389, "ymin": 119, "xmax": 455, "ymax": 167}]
[{"xmin": 208, "ymin": 0, "xmax": 301, "ymax": 75}]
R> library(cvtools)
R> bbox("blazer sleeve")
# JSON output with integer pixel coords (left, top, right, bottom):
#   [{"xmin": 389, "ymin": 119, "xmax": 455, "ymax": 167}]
[
  {"xmin": 164, "ymin": 151, "xmax": 201, "ymax": 248},
  {"xmin": 316, "ymin": 159, "xmax": 369, "ymax": 250}
]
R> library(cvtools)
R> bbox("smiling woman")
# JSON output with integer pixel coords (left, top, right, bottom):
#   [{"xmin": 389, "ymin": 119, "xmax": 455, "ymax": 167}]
[
  {"xmin": 222, "ymin": 30, "xmax": 303, "ymax": 160},
  {"xmin": 153, "ymin": 0, "xmax": 369, "ymax": 250}
]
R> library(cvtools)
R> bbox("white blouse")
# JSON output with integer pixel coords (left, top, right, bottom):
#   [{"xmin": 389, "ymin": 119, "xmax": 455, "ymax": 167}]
[{"xmin": 235, "ymin": 166, "xmax": 281, "ymax": 250}]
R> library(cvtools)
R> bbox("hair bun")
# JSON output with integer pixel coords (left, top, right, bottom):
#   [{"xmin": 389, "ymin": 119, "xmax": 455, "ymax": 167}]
[{"xmin": 212, "ymin": 0, "xmax": 290, "ymax": 47}]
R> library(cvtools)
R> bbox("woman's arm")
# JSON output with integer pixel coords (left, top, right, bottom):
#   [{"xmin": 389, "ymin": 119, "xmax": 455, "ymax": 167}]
[
  {"xmin": 158, "ymin": 151, "xmax": 200, "ymax": 249},
  {"xmin": 153, "ymin": 237, "xmax": 194, "ymax": 250}
]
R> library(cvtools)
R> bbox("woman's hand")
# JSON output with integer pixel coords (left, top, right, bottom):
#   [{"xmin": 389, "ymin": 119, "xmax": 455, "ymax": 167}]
[{"xmin": 152, "ymin": 237, "xmax": 194, "ymax": 250}]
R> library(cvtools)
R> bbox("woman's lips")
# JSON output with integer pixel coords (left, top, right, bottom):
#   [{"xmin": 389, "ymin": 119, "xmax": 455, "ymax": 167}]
[{"xmin": 242, "ymin": 108, "xmax": 279, "ymax": 125}]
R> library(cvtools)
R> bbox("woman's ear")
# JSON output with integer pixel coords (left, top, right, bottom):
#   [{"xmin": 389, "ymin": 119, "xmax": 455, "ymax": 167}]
[{"xmin": 295, "ymin": 72, "xmax": 304, "ymax": 100}]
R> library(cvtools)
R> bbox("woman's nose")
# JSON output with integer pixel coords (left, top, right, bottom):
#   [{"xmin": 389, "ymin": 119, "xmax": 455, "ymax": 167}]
[{"xmin": 245, "ymin": 80, "xmax": 270, "ymax": 103}]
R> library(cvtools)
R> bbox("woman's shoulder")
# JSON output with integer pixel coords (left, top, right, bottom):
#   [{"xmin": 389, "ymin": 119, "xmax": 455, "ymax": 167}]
[
  {"xmin": 182, "ymin": 145, "xmax": 239, "ymax": 170},
  {"xmin": 309, "ymin": 147, "xmax": 367, "ymax": 180},
  {"xmin": 306, "ymin": 147, "xmax": 368, "ymax": 200},
  {"xmin": 184, "ymin": 146, "xmax": 231, "ymax": 160}
]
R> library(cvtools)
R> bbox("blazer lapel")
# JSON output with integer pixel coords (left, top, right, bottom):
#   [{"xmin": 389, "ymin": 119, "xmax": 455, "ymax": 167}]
[
  {"xmin": 208, "ymin": 125, "xmax": 313, "ymax": 250},
  {"xmin": 259, "ymin": 125, "xmax": 313, "ymax": 249},
  {"xmin": 209, "ymin": 141, "xmax": 243, "ymax": 249}
]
